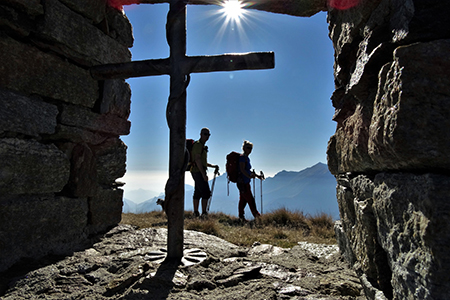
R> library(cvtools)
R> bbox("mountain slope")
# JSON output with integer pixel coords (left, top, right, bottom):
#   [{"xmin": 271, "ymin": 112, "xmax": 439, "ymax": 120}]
[
  {"xmin": 123, "ymin": 163, "xmax": 339, "ymax": 220},
  {"xmin": 208, "ymin": 162, "xmax": 338, "ymax": 219}
]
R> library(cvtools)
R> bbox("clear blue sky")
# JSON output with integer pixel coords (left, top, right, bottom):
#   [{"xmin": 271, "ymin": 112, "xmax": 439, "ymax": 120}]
[{"xmin": 119, "ymin": 3, "xmax": 336, "ymax": 195}]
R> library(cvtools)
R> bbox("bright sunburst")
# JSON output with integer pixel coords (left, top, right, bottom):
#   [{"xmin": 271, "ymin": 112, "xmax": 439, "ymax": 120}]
[
  {"xmin": 199, "ymin": 0, "xmax": 258, "ymax": 51},
  {"xmin": 220, "ymin": 0, "xmax": 245, "ymax": 22}
]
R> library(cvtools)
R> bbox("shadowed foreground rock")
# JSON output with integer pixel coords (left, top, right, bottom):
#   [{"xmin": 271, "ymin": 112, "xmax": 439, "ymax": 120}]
[{"xmin": 1, "ymin": 225, "xmax": 363, "ymax": 299}]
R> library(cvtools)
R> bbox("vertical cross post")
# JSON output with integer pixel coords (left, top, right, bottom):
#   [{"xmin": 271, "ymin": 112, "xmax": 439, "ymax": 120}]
[
  {"xmin": 165, "ymin": 0, "xmax": 187, "ymax": 261},
  {"xmin": 91, "ymin": 1, "xmax": 274, "ymax": 264}
]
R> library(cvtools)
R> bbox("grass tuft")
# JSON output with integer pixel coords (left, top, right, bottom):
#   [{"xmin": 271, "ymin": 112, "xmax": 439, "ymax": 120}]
[
  {"xmin": 186, "ymin": 219, "xmax": 219, "ymax": 236},
  {"xmin": 273, "ymin": 229, "xmax": 288, "ymax": 240}
]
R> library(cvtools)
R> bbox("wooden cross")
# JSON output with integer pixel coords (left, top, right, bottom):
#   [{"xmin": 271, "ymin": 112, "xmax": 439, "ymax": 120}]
[{"xmin": 92, "ymin": 0, "xmax": 274, "ymax": 263}]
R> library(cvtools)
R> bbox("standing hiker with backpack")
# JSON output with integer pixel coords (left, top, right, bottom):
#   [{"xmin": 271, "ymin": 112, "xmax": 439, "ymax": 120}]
[
  {"xmin": 190, "ymin": 127, "xmax": 219, "ymax": 218},
  {"xmin": 237, "ymin": 140, "xmax": 263, "ymax": 222}
]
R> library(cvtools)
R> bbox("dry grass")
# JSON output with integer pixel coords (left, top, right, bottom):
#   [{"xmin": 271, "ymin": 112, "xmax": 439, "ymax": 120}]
[{"xmin": 120, "ymin": 208, "xmax": 337, "ymax": 248}]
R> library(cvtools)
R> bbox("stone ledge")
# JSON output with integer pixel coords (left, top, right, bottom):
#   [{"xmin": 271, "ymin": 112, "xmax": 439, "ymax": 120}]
[
  {"xmin": 60, "ymin": 104, "xmax": 131, "ymax": 136},
  {"xmin": 2, "ymin": 0, "xmax": 43, "ymax": 17},
  {"xmin": 37, "ymin": 0, "xmax": 131, "ymax": 66},
  {"xmin": 0, "ymin": 34, "xmax": 98, "ymax": 107},
  {"xmin": 59, "ymin": 0, "xmax": 106, "ymax": 24},
  {"xmin": 0, "ymin": 87, "xmax": 58, "ymax": 137}
]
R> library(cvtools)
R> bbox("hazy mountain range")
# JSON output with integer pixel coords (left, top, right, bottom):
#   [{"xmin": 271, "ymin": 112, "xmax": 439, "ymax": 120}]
[{"xmin": 123, "ymin": 162, "xmax": 340, "ymax": 220}]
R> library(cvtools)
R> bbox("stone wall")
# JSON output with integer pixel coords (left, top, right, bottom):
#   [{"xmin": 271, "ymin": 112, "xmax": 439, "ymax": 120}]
[
  {"xmin": 327, "ymin": 0, "xmax": 450, "ymax": 299},
  {"xmin": 0, "ymin": 0, "xmax": 132, "ymax": 272}
]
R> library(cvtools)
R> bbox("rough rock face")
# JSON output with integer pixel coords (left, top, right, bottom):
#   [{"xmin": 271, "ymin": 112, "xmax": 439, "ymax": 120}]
[
  {"xmin": 326, "ymin": 0, "xmax": 450, "ymax": 299},
  {"xmin": 0, "ymin": 225, "xmax": 364, "ymax": 300},
  {"xmin": 0, "ymin": 0, "xmax": 132, "ymax": 272}
]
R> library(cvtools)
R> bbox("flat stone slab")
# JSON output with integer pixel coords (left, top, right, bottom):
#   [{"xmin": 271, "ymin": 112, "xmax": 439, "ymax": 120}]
[{"xmin": 0, "ymin": 225, "xmax": 364, "ymax": 299}]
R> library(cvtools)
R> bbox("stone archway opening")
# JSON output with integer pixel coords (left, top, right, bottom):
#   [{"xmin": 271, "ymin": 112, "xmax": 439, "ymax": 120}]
[{"xmin": 105, "ymin": 1, "xmax": 336, "ymax": 258}]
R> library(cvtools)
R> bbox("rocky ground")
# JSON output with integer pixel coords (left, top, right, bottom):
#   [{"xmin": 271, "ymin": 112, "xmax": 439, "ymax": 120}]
[{"xmin": 0, "ymin": 225, "xmax": 365, "ymax": 299}]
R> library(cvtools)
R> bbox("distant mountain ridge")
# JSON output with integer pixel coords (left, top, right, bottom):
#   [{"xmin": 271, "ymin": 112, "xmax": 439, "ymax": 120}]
[{"xmin": 123, "ymin": 163, "xmax": 339, "ymax": 220}]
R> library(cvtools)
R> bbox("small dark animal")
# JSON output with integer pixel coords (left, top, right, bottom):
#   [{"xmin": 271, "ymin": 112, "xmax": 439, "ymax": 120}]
[{"xmin": 156, "ymin": 198, "xmax": 166, "ymax": 214}]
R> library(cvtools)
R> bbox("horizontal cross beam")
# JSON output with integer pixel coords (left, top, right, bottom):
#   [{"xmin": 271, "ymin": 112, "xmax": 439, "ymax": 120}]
[
  {"xmin": 110, "ymin": 0, "xmax": 325, "ymax": 17},
  {"xmin": 90, "ymin": 52, "xmax": 274, "ymax": 80}
]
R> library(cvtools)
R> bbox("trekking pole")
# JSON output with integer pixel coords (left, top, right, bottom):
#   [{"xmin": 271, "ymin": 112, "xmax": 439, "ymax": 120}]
[
  {"xmin": 260, "ymin": 170, "xmax": 265, "ymax": 214},
  {"xmin": 207, "ymin": 167, "xmax": 219, "ymax": 213},
  {"xmin": 252, "ymin": 169, "xmax": 256, "ymax": 198}
]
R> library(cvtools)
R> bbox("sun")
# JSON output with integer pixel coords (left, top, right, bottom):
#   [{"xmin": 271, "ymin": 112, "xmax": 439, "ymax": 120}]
[
  {"xmin": 210, "ymin": 0, "xmax": 255, "ymax": 45},
  {"xmin": 220, "ymin": 0, "xmax": 245, "ymax": 22}
]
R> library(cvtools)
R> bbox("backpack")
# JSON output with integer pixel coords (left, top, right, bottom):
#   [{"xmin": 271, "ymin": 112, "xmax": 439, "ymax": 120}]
[
  {"xmin": 185, "ymin": 139, "xmax": 195, "ymax": 171},
  {"xmin": 226, "ymin": 151, "xmax": 241, "ymax": 183},
  {"xmin": 186, "ymin": 139, "xmax": 206, "ymax": 171}
]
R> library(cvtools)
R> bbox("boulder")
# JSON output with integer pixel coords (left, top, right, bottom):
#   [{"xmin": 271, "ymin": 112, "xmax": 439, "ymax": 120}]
[
  {"xmin": 92, "ymin": 138, "xmax": 128, "ymax": 186},
  {"xmin": 0, "ymin": 195, "xmax": 88, "ymax": 272},
  {"xmin": 87, "ymin": 187, "xmax": 123, "ymax": 234},
  {"xmin": 373, "ymin": 173, "xmax": 450, "ymax": 299},
  {"xmin": 99, "ymin": 79, "xmax": 131, "ymax": 119},
  {"xmin": 64, "ymin": 143, "xmax": 98, "ymax": 198},
  {"xmin": 0, "ymin": 138, "xmax": 70, "ymax": 195},
  {"xmin": 369, "ymin": 40, "xmax": 450, "ymax": 171}
]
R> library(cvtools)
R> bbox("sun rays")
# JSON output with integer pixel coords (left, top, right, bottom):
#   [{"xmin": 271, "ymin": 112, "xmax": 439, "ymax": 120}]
[
  {"xmin": 195, "ymin": 0, "xmax": 259, "ymax": 52},
  {"xmin": 220, "ymin": 0, "xmax": 246, "ymax": 22},
  {"xmin": 185, "ymin": 0, "xmax": 269, "ymax": 58}
]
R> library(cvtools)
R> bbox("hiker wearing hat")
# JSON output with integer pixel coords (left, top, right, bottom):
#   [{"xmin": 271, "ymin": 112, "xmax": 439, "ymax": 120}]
[{"xmin": 190, "ymin": 127, "xmax": 219, "ymax": 218}]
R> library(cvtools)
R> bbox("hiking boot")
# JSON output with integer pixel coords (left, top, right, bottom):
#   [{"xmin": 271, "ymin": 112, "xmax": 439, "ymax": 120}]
[
  {"xmin": 239, "ymin": 216, "xmax": 247, "ymax": 223},
  {"xmin": 194, "ymin": 211, "xmax": 200, "ymax": 218},
  {"xmin": 201, "ymin": 212, "xmax": 208, "ymax": 219}
]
